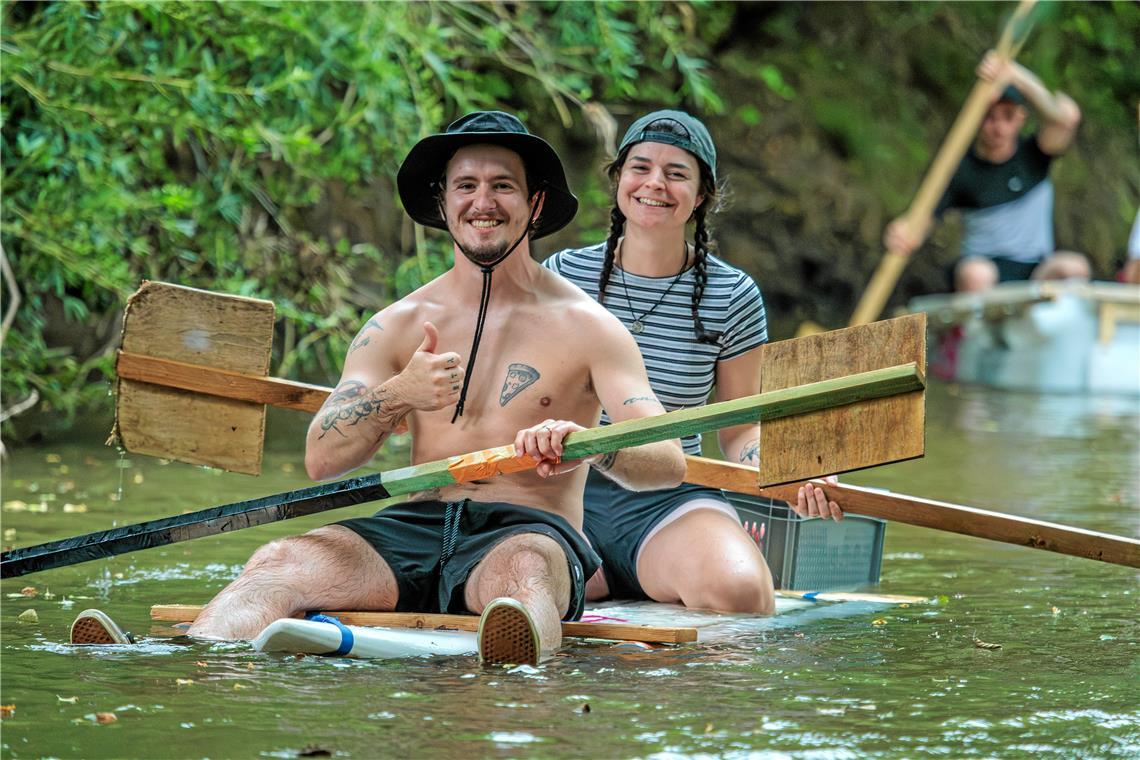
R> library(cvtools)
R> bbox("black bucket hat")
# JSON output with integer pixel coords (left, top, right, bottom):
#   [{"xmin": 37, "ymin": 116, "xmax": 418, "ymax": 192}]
[
  {"xmin": 618, "ymin": 109, "xmax": 718, "ymax": 182},
  {"xmin": 397, "ymin": 111, "xmax": 578, "ymax": 240}
]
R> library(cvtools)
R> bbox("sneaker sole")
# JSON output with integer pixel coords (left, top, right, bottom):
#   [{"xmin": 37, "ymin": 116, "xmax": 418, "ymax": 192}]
[{"xmin": 479, "ymin": 601, "xmax": 539, "ymax": 666}]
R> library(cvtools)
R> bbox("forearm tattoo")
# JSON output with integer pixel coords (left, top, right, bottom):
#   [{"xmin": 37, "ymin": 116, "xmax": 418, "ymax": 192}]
[
  {"xmin": 739, "ymin": 440, "xmax": 760, "ymax": 464},
  {"xmin": 317, "ymin": 380, "xmax": 403, "ymax": 439},
  {"xmin": 622, "ymin": 395, "xmax": 656, "ymax": 405},
  {"xmin": 592, "ymin": 450, "xmax": 618, "ymax": 472},
  {"xmin": 348, "ymin": 317, "xmax": 384, "ymax": 354},
  {"xmin": 500, "ymin": 363, "xmax": 540, "ymax": 406}
]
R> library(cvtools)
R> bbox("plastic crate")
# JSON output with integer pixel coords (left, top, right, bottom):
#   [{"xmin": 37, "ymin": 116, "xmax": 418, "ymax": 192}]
[{"xmin": 726, "ymin": 492, "xmax": 886, "ymax": 591}]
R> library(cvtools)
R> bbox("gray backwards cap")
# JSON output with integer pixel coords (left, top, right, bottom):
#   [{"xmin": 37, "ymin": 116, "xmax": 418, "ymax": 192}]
[{"xmin": 617, "ymin": 109, "xmax": 717, "ymax": 181}]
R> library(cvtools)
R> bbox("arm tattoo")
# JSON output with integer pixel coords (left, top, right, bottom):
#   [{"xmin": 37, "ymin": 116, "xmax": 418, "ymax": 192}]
[
  {"xmin": 739, "ymin": 440, "xmax": 760, "ymax": 464},
  {"xmin": 349, "ymin": 317, "xmax": 384, "ymax": 354},
  {"xmin": 622, "ymin": 395, "xmax": 657, "ymax": 405},
  {"xmin": 592, "ymin": 450, "xmax": 618, "ymax": 472},
  {"xmin": 317, "ymin": 380, "xmax": 403, "ymax": 439},
  {"xmin": 500, "ymin": 363, "xmax": 540, "ymax": 406}
]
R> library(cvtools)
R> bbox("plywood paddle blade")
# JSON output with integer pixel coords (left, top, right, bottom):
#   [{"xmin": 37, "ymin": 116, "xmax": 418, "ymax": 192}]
[
  {"xmin": 112, "ymin": 281, "xmax": 276, "ymax": 475},
  {"xmin": 759, "ymin": 313, "xmax": 925, "ymax": 485}
]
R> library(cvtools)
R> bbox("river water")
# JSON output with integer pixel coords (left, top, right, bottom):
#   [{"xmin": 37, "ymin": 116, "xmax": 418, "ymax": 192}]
[{"xmin": 2, "ymin": 384, "xmax": 1137, "ymax": 758}]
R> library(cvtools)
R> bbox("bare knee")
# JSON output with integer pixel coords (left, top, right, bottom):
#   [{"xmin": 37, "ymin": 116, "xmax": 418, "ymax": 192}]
[
  {"xmin": 1033, "ymin": 250, "xmax": 1090, "ymax": 281},
  {"xmin": 955, "ymin": 258, "xmax": 998, "ymax": 292},
  {"xmin": 468, "ymin": 534, "xmax": 569, "ymax": 611},
  {"xmin": 682, "ymin": 565, "xmax": 774, "ymax": 615}
]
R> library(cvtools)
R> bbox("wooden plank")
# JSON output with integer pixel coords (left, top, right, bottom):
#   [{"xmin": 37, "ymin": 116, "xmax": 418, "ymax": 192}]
[
  {"xmin": 149, "ymin": 605, "xmax": 697, "ymax": 644},
  {"xmin": 2, "ymin": 366, "xmax": 923, "ymax": 578},
  {"xmin": 683, "ymin": 456, "xmax": 1140, "ymax": 568},
  {"xmin": 759, "ymin": 313, "xmax": 926, "ymax": 485},
  {"xmin": 113, "ymin": 281, "xmax": 276, "ymax": 475},
  {"xmin": 117, "ymin": 351, "xmax": 329, "ymax": 413}
]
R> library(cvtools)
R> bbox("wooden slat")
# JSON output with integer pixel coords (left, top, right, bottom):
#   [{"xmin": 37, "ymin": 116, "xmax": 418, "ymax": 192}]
[
  {"xmin": 113, "ymin": 281, "xmax": 277, "ymax": 475},
  {"xmin": 117, "ymin": 351, "xmax": 329, "ymax": 413},
  {"xmin": 759, "ymin": 313, "xmax": 926, "ymax": 485},
  {"xmin": 149, "ymin": 605, "xmax": 697, "ymax": 643},
  {"xmin": 683, "ymin": 457, "xmax": 1140, "ymax": 568}
]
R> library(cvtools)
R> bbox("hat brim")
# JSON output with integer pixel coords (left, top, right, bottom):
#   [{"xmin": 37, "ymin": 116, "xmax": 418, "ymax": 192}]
[{"xmin": 397, "ymin": 132, "xmax": 578, "ymax": 241}]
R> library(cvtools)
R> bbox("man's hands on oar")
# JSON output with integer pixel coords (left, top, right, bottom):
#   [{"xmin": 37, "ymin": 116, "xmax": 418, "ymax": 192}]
[{"xmin": 514, "ymin": 418, "xmax": 608, "ymax": 478}]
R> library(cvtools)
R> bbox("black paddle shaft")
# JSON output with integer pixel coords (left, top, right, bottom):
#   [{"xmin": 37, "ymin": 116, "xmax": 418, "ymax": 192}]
[{"xmin": 1, "ymin": 475, "xmax": 390, "ymax": 578}]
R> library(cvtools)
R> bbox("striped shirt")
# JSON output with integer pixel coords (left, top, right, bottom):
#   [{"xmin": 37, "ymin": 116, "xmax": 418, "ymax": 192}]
[{"xmin": 544, "ymin": 243, "xmax": 768, "ymax": 454}]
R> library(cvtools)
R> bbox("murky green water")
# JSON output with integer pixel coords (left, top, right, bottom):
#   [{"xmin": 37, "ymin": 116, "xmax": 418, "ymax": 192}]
[{"xmin": 2, "ymin": 385, "xmax": 1138, "ymax": 758}]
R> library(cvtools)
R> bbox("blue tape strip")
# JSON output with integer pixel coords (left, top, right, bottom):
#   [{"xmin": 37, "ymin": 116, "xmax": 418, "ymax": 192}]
[
  {"xmin": 801, "ymin": 592, "xmax": 820, "ymax": 601},
  {"xmin": 306, "ymin": 613, "xmax": 354, "ymax": 656}
]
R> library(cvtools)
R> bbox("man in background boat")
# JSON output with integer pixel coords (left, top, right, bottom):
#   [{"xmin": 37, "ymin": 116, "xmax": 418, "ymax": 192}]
[
  {"xmin": 73, "ymin": 112, "xmax": 687, "ymax": 665},
  {"xmin": 885, "ymin": 51, "xmax": 1088, "ymax": 293}
]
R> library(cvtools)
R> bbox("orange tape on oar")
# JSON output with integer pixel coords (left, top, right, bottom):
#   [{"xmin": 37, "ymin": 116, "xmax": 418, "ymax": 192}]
[{"xmin": 447, "ymin": 445, "xmax": 550, "ymax": 482}]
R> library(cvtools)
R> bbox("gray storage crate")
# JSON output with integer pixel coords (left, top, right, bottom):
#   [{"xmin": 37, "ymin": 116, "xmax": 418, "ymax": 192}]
[{"xmin": 726, "ymin": 492, "xmax": 886, "ymax": 591}]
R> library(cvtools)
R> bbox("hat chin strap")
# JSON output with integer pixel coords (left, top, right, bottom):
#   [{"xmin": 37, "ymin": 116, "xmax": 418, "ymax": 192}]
[{"xmin": 450, "ymin": 193, "xmax": 543, "ymax": 423}]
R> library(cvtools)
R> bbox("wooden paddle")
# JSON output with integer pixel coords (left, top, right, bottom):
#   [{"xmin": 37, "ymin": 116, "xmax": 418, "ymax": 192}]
[
  {"xmin": 684, "ymin": 457, "xmax": 1140, "ymax": 569},
  {"xmin": 112, "ymin": 281, "xmax": 927, "ymax": 483},
  {"xmin": 0, "ymin": 363, "xmax": 924, "ymax": 578},
  {"xmin": 844, "ymin": 0, "xmax": 1040, "ymax": 329}
]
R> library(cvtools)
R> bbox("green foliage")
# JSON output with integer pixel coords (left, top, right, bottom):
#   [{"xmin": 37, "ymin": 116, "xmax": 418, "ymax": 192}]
[{"xmin": 0, "ymin": 0, "xmax": 720, "ymax": 438}]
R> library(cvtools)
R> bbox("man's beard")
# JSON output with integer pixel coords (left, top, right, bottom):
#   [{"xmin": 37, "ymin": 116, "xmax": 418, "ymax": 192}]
[{"xmin": 457, "ymin": 239, "xmax": 512, "ymax": 266}]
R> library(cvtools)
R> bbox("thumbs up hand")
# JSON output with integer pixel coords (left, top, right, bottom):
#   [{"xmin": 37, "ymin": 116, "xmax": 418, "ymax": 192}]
[{"xmin": 390, "ymin": 322, "xmax": 466, "ymax": 411}]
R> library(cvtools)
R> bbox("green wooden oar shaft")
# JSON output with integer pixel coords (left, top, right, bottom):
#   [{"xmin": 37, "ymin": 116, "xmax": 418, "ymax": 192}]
[
  {"xmin": 1, "ymin": 363, "xmax": 922, "ymax": 577},
  {"xmin": 375, "ymin": 362, "xmax": 923, "ymax": 494}
]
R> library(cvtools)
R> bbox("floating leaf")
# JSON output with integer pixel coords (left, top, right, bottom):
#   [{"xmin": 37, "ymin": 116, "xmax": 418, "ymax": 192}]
[
  {"xmin": 1050, "ymin": 606, "xmax": 1061, "ymax": 616},
  {"xmin": 3, "ymin": 501, "xmax": 28, "ymax": 512},
  {"xmin": 3, "ymin": 528, "xmax": 15, "ymax": 541},
  {"xmin": 20, "ymin": 587, "xmax": 38, "ymax": 597},
  {"xmin": 94, "ymin": 712, "xmax": 117, "ymax": 724},
  {"xmin": 176, "ymin": 678, "xmax": 195, "ymax": 686},
  {"xmin": 297, "ymin": 745, "xmax": 332, "ymax": 757},
  {"xmin": 1, "ymin": 705, "xmax": 14, "ymax": 718},
  {"xmin": 57, "ymin": 696, "xmax": 78, "ymax": 704},
  {"xmin": 18, "ymin": 609, "xmax": 38, "ymax": 623},
  {"xmin": 195, "ymin": 661, "xmax": 209, "ymax": 667},
  {"xmin": 872, "ymin": 618, "xmax": 887, "ymax": 626},
  {"xmin": 132, "ymin": 473, "xmax": 144, "ymax": 485},
  {"xmin": 63, "ymin": 503, "xmax": 89, "ymax": 514},
  {"xmin": 45, "ymin": 454, "xmax": 62, "ymax": 464}
]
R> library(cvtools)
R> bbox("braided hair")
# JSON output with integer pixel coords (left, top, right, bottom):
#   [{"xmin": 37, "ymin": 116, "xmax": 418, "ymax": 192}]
[{"xmin": 597, "ymin": 119, "xmax": 723, "ymax": 345}]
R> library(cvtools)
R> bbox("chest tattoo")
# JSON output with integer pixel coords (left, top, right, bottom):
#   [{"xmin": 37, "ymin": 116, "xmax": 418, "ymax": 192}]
[{"xmin": 500, "ymin": 363, "xmax": 540, "ymax": 406}]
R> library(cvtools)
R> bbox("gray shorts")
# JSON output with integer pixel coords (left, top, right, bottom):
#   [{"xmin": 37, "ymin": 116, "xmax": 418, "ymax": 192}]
[{"xmin": 337, "ymin": 499, "xmax": 599, "ymax": 620}]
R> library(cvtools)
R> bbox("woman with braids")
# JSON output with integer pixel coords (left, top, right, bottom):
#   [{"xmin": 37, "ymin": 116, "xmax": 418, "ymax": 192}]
[{"xmin": 543, "ymin": 110, "xmax": 841, "ymax": 613}]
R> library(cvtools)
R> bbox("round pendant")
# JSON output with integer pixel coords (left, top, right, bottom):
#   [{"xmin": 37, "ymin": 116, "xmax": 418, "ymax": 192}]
[{"xmin": 630, "ymin": 320, "xmax": 644, "ymax": 334}]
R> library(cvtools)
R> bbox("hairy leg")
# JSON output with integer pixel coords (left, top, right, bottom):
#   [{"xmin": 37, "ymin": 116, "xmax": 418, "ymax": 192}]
[
  {"xmin": 1032, "ymin": 250, "xmax": 1091, "ymax": 281},
  {"xmin": 636, "ymin": 503, "xmax": 774, "ymax": 614},
  {"xmin": 188, "ymin": 525, "xmax": 398, "ymax": 640},
  {"xmin": 465, "ymin": 533, "xmax": 570, "ymax": 656},
  {"xmin": 955, "ymin": 257, "xmax": 999, "ymax": 293}
]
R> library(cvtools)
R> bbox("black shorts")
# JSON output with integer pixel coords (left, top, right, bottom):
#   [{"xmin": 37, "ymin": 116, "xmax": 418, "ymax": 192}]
[
  {"xmin": 948, "ymin": 256, "xmax": 1040, "ymax": 288},
  {"xmin": 336, "ymin": 499, "xmax": 599, "ymax": 620},
  {"xmin": 581, "ymin": 468, "xmax": 736, "ymax": 600}
]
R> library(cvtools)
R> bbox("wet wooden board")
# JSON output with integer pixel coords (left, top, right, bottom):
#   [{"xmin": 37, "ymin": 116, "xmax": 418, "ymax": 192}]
[
  {"xmin": 112, "ymin": 281, "xmax": 276, "ymax": 475},
  {"xmin": 759, "ymin": 313, "xmax": 926, "ymax": 485}
]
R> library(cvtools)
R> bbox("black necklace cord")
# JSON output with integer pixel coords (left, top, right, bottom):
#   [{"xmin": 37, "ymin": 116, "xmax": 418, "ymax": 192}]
[
  {"xmin": 450, "ymin": 191, "xmax": 544, "ymax": 423},
  {"xmin": 618, "ymin": 238, "xmax": 688, "ymax": 333}
]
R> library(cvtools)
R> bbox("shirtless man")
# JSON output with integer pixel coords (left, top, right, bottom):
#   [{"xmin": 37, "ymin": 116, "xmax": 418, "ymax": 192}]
[{"xmin": 137, "ymin": 111, "xmax": 686, "ymax": 665}]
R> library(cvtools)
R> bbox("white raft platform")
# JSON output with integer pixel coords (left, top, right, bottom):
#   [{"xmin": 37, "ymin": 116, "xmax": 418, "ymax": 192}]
[
  {"xmin": 906, "ymin": 280, "xmax": 1140, "ymax": 397},
  {"xmin": 251, "ymin": 594, "xmax": 917, "ymax": 660}
]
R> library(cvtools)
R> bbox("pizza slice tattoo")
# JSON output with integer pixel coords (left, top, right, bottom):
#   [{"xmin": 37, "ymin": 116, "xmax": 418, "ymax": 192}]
[{"xmin": 500, "ymin": 363, "xmax": 540, "ymax": 406}]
